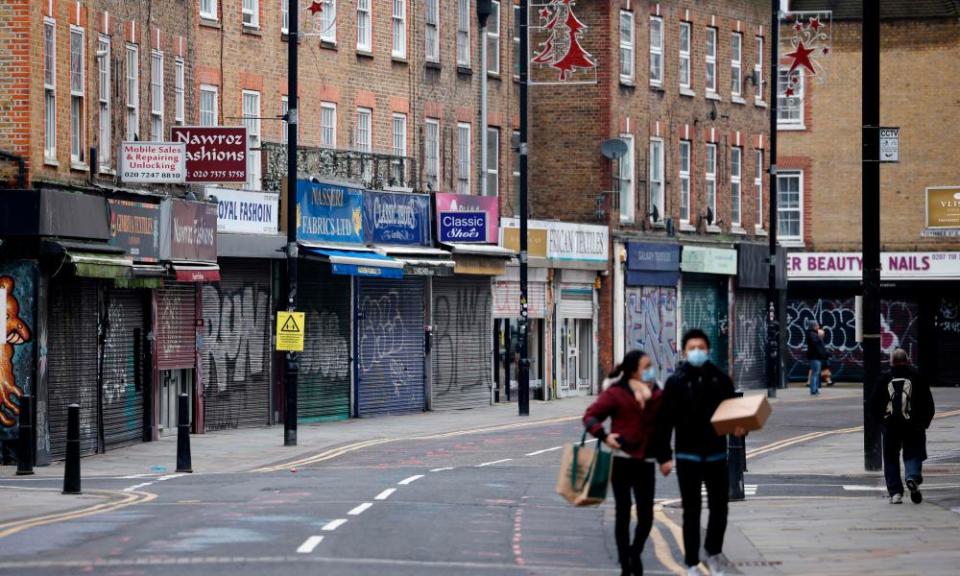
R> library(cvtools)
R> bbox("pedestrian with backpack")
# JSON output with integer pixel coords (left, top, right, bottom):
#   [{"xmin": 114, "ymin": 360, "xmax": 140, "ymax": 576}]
[
  {"xmin": 873, "ymin": 348, "xmax": 935, "ymax": 504},
  {"xmin": 805, "ymin": 322, "xmax": 828, "ymax": 395},
  {"xmin": 582, "ymin": 350, "xmax": 663, "ymax": 576}
]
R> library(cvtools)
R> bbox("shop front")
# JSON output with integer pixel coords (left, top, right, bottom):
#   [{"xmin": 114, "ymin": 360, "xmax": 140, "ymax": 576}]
[
  {"xmin": 624, "ymin": 242, "xmax": 681, "ymax": 381},
  {"xmin": 680, "ymin": 245, "xmax": 737, "ymax": 372}
]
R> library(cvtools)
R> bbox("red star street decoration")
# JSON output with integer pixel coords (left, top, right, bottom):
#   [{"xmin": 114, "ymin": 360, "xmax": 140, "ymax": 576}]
[
  {"xmin": 785, "ymin": 40, "xmax": 816, "ymax": 75},
  {"xmin": 308, "ymin": 0, "xmax": 324, "ymax": 15},
  {"xmin": 809, "ymin": 16, "xmax": 822, "ymax": 31}
]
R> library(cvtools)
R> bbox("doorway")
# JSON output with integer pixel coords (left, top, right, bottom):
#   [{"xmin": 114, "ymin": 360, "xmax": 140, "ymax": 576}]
[{"xmin": 158, "ymin": 369, "xmax": 193, "ymax": 436}]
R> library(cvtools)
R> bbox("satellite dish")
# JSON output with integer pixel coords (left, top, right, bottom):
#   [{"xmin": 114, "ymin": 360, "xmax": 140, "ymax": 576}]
[{"xmin": 601, "ymin": 139, "xmax": 629, "ymax": 160}]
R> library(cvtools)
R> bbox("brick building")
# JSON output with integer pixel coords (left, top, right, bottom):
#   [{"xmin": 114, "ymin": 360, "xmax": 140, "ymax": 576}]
[{"xmin": 780, "ymin": 0, "xmax": 960, "ymax": 386}]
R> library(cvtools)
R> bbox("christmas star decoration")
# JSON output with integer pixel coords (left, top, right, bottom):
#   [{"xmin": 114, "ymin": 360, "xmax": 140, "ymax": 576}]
[
  {"xmin": 809, "ymin": 16, "xmax": 822, "ymax": 32},
  {"xmin": 822, "ymin": 46, "xmax": 830, "ymax": 55},
  {"xmin": 794, "ymin": 19, "xmax": 804, "ymax": 32},
  {"xmin": 308, "ymin": 1, "xmax": 324, "ymax": 15},
  {"xmin": 785, "ymin": 87, "xmax": 795, "ymax": 97},
  {"xmin": 539, "ymin": 7, "xmax": 551, "ymax": 19},
  {"xmin": 785, "ymin": 40, "xmax": 816, "ymax": 75}
]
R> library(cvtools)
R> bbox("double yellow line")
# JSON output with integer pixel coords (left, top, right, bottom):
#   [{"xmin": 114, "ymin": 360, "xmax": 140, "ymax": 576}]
[{"xmin": 0, "ymin": 488, "xmax": 156, "ymax": 539}]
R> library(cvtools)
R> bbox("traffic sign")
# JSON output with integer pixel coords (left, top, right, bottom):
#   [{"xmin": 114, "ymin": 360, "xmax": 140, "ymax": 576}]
[
  {"xmin": 879, "ymin": 127, "xmax": 900, "ymax": 163},
  {"xmin": 276, "ymin": 311, "xmax": 305, "ymax": 352}
]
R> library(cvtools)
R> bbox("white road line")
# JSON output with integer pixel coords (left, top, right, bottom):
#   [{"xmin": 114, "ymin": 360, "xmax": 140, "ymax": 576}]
[
  {"xmin": 843, "ymin": 485, "xmax": 887, "ymax": 492},
  {"xmin": 296, "ymin": 535, "xmax": 324, "ymax": 554},
  {"xmin": 476, "ymin": 458, "xmax": 513, "ymax": 468},
  {"xmin": 374, "ymin": 488, "xmax": 397, "ymax": 501},
  {"xmin": 123, "ymin": 482, "xmax": 155, "ymax": 492},
  {"xmin": 348, "ymin": 502, "xmax": 373, "ymax": 516},
  {"xmin": 430, "ymin": 467, "xmax": 455, "ymax": 472},
  {"xmin": 398, "ymin": 475, "xmax": 424, "ymax": 485},
  {"xmin": 119, "ymin": 473, "xmax": 155, "ymax": 479},
  {"xmin": 157, "ymin": 473, "xmax": 187, "ymax": 481},
  {"xmin": 322, "ymin": 519, "xmax": 348, "ymax": 531},
  {"xmin": 525, "ymin": 446, "xmax": 562, "ymax": 457}
]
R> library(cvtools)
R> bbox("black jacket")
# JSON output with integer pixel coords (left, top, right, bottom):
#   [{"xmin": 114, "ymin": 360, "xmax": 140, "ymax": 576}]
[
  {"xmin": 873, "ymin": 365, "xmax": 935, "ymax": 430},
  {"xmin": 806, "ymin": 329, "xmax": 828, "ymax": 362},
  {"xmin": 654, "ymin": 361, "xmax": 736, "ymax": 464}
]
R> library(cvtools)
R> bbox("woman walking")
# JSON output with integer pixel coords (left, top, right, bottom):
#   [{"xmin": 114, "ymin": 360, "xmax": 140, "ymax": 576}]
[{"xmin": 582, "ymin": 350, "xmax": 663, "ymax": 576}]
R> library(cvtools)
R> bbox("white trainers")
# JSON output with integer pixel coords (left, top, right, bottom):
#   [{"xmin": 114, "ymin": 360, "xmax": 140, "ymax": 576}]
[
  {"xmin": 686, "ymin": 567, "xmax": 700, "ymax": 576},
  {"xmin": 890, "ymin": 493, "xmax": 903, "ymax": 504},
  {"xmin": 706, "ymin": 554, "xmax": 728, "ymax": 576}
]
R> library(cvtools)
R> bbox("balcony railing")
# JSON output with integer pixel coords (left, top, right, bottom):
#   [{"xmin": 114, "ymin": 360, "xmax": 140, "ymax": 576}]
[{"xmin": 262, "ymin": 142, "xmax": 418, "ymax": 194}]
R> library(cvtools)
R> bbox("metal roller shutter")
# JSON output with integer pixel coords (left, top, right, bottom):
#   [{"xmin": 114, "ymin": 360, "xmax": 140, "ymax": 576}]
[
  {"xmin": 492, "ymin": 281, "xmax": 547, "ymax": 318},
  {"xmin": 202, "ymin": 259, "xmax": 273, "ymax": 431},
  {"xmin": 156, "ymin": 284, "xmax": 197, "ymax": 370},
  {"xmin": 681, "ymin": 275, "xmax": 727, "ymax": 371},
  {"xmin": 47, "ymin": 278, "xmax": 99, "ymax": 459},
  {"xmin": 625, "ymin": 286, "xmax": 679, "ymax": 378},
  {"xmin": 557, "ymin": 284, "xmax": 594, "ymax": 319},
  {"xmin": 432, "ymin": 277, "xmax": 492, "ymax": 411},
  {"xmin": 356, "ymin": 277, "xmax": 426, "ymax": 416},
  {"xmin": 733, "ymin": 291, "xmax": 766, "ymax": 389},
  {"xmin": 101, "ymin": 289, "xmax": 145, "ymax": 449},
  {"xmin": 299, "ymin": 262, "xmax": 351, "ymax": 422},
  {"xmin": 936, "ymin": 297, "xmax": 960, "ymax": 386}
]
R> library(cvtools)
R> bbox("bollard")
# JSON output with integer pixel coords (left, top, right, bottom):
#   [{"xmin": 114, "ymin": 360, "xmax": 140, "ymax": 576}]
[
  {"xmin": 176, "ymin": 393, "xmax": 192, "ymax": 473},
  {"xmin": 727, "ymin": 390, "xmax": 746, "ymax": 501},
  {"xmin": 63, "ymin": 404, "xmax": 81, "ymax": 494},
  {"xmin": 16, "ymin": 394, "xmax": 34, "ymax": 475}
]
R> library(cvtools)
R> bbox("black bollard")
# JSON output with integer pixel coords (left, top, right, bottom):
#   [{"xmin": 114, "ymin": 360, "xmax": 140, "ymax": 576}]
[
  {"xmin": 727, "ymin": 390, "xmax": 746, "ymax": 501},
  {"xmin": 176, "ymin": 393, "xmax": 192, "ymax": 473},
  {"xmin": 16, "ymin": 394, "xmax": 34, "ymax": 475},
  {"xmin": 63, "ymin": 404, "xmax": 81, "ymax": 494}
]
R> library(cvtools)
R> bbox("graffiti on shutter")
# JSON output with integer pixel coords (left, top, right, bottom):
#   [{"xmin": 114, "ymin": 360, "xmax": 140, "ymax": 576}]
[
  {"xmin": 733, "ymin": 291, "xmax": 766, "ymax": 389},
  {"xmin": 432, "ymin": 277, "xmax": 492, "ymax": 410},
  {"xmin": 626, "ymin": 287, "xmax": 678, "ymax": 378}
]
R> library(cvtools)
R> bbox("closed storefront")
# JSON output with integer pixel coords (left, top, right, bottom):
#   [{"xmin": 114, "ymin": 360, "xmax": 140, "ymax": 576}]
[
  {"xmin": 733, "ymin": 244, "xmax": 787, "ymax": 389},
  {"xmin": 100, "ymin": 288, "xmax": 147, "ymax": 449},
  {"xmin": 680, "ymin": 246, "xmax": 737, "ymax": 373},
  {"xmin": 934, "ymin": 296, "xmax": 960, "ymax": 386},
  {"xmin": 557, "ymin": 271, "xmax": 598, "ymax": 398},
  {"xmin": 494, "ymin": 267, "xmax": 548, "ymax": 396},
  {"xmin": 155, "ymin": 283, "xmax": 198, "ymax": 435},
  {"xmin": 432, "ymin": 276, "xmax": 493, "ymax": 410},
  {"xmin": 625, "ymin": 242, "xmax": 681, "ymax": 380}
]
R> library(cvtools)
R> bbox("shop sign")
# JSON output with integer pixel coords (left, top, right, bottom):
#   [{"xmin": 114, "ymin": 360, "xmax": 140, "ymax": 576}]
[
  {"xmin": 924, "ymin": 187, "xmax": 960, "ymax": 237},
  {"xmin": 108, "ymin": 199, "xmax": 161, "ymax": 262},
  {"xmin": 296, "ymin": 180, "xmax": 364, "ymax": 244},
  {"xmin": 500, "ymin": 218, "xmax": 548, "ymax": 258},
  {"xmin": 119, "ymin": 142, "xmax": 186, "ymax": 184},
  {"xmin": 363, "ymin": 190, "xmax": 431, "ymax": 246},
  {"xmin": 161, "ymin": 200, "xmax": 218, "ymax": 261},
  {"xmin": 545, "ymin": 221, "xmax": 608, "ymax": 265},
  {"xmin": 681, "ymin": 246, "xmax": 738, "ymax": 275},
  {"xmin": 787, "ymin": 251, "xmax": 960, "ymax": 280},
  {"xmin": 207, "ymin": 187, "xmax": 279, "ymax": 235},
  {"xmin": 435, "ymin": 193, "xmax": 499, "ymax": 243},
  {"xmin": 170, "ymin": 126, "xmax": 247, "ymax": 183},
  {"xmin": 627, "ymin": 242, "xmax": 679, "ymax": 271}
]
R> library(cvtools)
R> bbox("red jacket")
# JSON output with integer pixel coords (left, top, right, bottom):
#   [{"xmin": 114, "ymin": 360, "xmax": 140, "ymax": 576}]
[{"xmin": 582, "ymin": 382, "xmax": 663, "ymax": 459}]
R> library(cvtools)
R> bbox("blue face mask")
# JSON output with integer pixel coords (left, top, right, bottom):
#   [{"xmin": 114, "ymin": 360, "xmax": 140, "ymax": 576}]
[
  {"xmin": 686, "ymin": 349, "xmax": 709, "ymax": 367},
  {"xmin": 642, "ymin": 367, "xmax": 658, "ymax": 383}
]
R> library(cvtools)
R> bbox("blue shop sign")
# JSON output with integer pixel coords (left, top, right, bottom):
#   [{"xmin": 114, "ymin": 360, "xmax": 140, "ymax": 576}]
[
  {"xmin": 296, "ymin": 180, "xmax": 364, "ymax": 244},
  {"xmin": 626, "ymin": 242, "xmax": 680, "ymax": 287},
  {"xmin": 438, "ymin": 211, "xmax": 487, "ymax": 243},
  {"xmin": 363, "ymin": 190, "xmax": 431, "ymax": 246}
]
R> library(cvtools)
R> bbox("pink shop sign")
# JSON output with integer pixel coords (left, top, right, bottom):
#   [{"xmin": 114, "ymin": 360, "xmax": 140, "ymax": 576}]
[{"xmin": 787, "ymin": 252, "xmax": 960, "ymax": 280}]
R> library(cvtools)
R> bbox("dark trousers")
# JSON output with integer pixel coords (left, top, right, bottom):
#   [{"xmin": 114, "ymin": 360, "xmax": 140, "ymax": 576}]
[
  {"xmin": 677, "ymin": 458, "xmax": 729, "ymax": 567},
  {"xmin": 611, "ymin": 457, "xmax": 656, "ymax": 573},
  {"xmin": 882, "ymin": 423, "xmax": 926, "ymax": 496}
]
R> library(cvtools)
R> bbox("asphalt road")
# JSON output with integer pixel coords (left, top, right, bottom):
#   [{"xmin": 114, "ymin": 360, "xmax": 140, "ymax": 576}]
[{"xmin": 1, "ymin": 389, "xmax": 958, "ymax": 576}]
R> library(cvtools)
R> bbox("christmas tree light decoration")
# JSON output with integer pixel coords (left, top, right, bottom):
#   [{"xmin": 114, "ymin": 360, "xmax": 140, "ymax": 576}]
[
  {"xmin": 781, "ymin": 10, "xmax": 832, "ymax": 87},
  {"xmin": 529, "ymin": 0, "xmax": 598, "ymax": 84}
]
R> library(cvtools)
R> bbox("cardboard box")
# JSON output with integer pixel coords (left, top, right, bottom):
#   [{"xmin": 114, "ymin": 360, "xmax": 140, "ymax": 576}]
[{"xmin": 711, "ymin": 395, "xmax": 772, "ymax": 435}]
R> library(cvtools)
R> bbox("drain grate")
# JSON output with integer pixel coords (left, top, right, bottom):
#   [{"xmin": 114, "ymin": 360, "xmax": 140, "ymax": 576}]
[{"xmin": 733, "ymin": 560, "xmax": 783, "ymax": 567}]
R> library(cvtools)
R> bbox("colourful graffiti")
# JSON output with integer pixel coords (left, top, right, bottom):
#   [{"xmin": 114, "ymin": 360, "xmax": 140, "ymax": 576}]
[
  {"xmin": 785, "ymin": 297, "xmax": 919, "ymax": 382},
  {"xmin": 0, "ymin": 263, "xmax": 36, "ymax": 437},
  {"xmin": 626, "ymin": 287, "xmax": 678, "ymax": 379}
]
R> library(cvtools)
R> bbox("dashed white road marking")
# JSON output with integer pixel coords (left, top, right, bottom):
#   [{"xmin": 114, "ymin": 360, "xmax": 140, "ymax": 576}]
[
  {"xmin": 123, "ymin": 482, "xmax": 154, "ymax": 492},
  {"xmin": 398, "ymin": 475, "xmax": 424, "ymax": 486},
  {"xmin": 157, "ymin": 473, "xmax": 188, "ymax": 481},
  {"xmin": 843, "ymin": 485, "xmax": 887, "ymax": 492},
  {"xmin": 374, "ymin": 488, "xmax": 397, "ymax": 501},
  {"xmin": 348, "ymin": 503, "xmax": 373, "ymax": 516},
  {"xmin": 430, "ymin": 467, "xmax": 455, "ymax": 472},
  {"xmin": 476, "ymin": 458, "xmax": 513, "ymax": 468},
  {"xmin": 322, "ymin": 519, "xmax": 348, "ymax": 531},
  {"xmin": 296, "ymin": 535, "xmax": 324, "ymax": 554},
  {"xmin": 525, "ymin": 446, "xmax": 562, "ymax": 457},
  {"xmin": 119, "ymin": 474, "xmax": 155, "ymax": 479}
]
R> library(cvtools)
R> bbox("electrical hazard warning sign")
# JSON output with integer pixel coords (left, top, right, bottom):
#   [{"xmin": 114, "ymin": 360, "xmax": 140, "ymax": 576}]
[{"xmin": 276, "ymin": 311, "xmax": 306, "ymax": 352}]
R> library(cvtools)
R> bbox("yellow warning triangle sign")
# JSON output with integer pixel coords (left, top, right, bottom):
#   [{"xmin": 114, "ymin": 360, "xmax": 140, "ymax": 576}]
[{"xmin": 280, "ymin": 314, "xmax": 301, "ymax": 333}]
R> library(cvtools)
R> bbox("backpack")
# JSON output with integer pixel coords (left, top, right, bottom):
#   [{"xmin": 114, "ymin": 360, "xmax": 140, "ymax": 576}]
[{"xmin": 885, "ymin": 377, "xmax": 913, "ymax": 421}]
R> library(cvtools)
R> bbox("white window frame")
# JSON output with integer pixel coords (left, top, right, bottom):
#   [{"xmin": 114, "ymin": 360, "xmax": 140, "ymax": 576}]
[
  {"xmin": 392, "ymin": 113, "xmax": 407, "ymax": 182},
  {"xmin": 425, "ymin": 118, "xmax": 440, "ymax": 191},
  {"xmin": 705, "ymin": 143, "xmax": 717, "ymax": 223},
  {"xmin": 428, "ymin": 0, "xmax": 441, "ymax": 63},
  {"xmin": 486, "ymin": 127, "xmax": 499, "ymax": 197},
  {"xmin": 649, "ymin": 16, "xmax": 663, "ymax": 87},
  {"xmin": 731, "ymin": 32, "xmax": 743, "ymax": 100},
  {"xmin": 355, "ymin": 107, "xmax": 372, "ymax": 153},
  {"xmin": 150, "ymin": 50, "xmax": 164, "ymax": 142},
  {"xmin": 200, "ymin": 84, "xmax": 218, "ymax": 126},
  {"xmin": 319, "ymin": 0, "xmax": 337, "ymax": 44},
  {"xmin": 706, "ymin": 27, "xmax": 718, "ymax": 96},
  {"xmin": 731, "ymin": 146, "xmax": 743, "ymax": 227},
  {"xmin": 513, "ymin": 5, "xmax": 521, "ymax": 78},
  {"xmin": 44, "ymin": 18, "xmax": 57, "ymax": 162},
  {"xmin": 281, "ymin": 0, "xmax": 289, "ymax": 34},
  {"xmin": 679, "ymin": 21, "xmax": 691, "ymax": 92},
  {"xmin": 242, "ymin": 0, "xmax": 259, "ymax": 28},
  {"xmin": 777, "ymin": 67, "xmax": 805, "ymax": 129},
  {"xmin": 174, "ymin": 58, "xmax": 184, "ymax": 124},
  {"xmin": 649, "ymin": 138, "xmax": 664, "ymax": 222},
  {"xmin": 320, "ymin": 102, "xmax": 337, "ymax": 148},
  {"xmin": 125, "ymin": 43, "xmax": 140, "ymax": 142},
  {"xmin": 200, "ymin": 0, "xmax": 218, "ymax": 21},
  {"xmin": 70, "ymin": 26, "xmax": 85, "ymax": 165},
  {"xmin": 755, "ymin": 36, "xmax": 765, "ymax": 104},
  {"xmin": 512, "ymin": 129, "xmax": 520, "ymax": 199},
  {"xmin": 619, "ymin": 134, "xmax": 635, "ymax": 223},
  {"xmin": 392, "ymin": 0, "xmax": 407, "ymax": 59},
  {"xmin": 777, "ymin": 170, "xmax": 804, "ymax": 243},
  {"xmin": 619, "ymin": 11, "xmax": 635, "ymax": 84},
  {"xmin": 356, "ymin": 0, "xmax": 371, "ymax": 53},
  {"xmin": 243, "ymin": 90, "xmax": 262, "ymax": 190},
  {"xmin": 98, "ymin": 34, "xmax": 111, "ymax": 169},
  {"xmin": 679, "ymin": 140, "xmax": 691, "ymax": 224},
  {"xmin": 457, "ymin": 122, "xmax": 472, "ymax": 194},
  {"xmin": 487, "ymin": 1, "xmax": 501, "ymax": 76},
  {"xmin": 455, "ymin": 0, "xmax": 468, "ymax": 66},
  {"xmin": 755, "ymin": 149, "xmax": 764, "ymax": 231}
]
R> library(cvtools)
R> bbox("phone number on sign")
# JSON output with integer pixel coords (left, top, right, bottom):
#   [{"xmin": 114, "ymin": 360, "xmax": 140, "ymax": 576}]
[
  {"xmin": 189, "ymin": 170, "xmax": 246, "ymax": 180},
  {"xmin": 121, "ymin": 171, "xmax": 184, "ymax": 180}
]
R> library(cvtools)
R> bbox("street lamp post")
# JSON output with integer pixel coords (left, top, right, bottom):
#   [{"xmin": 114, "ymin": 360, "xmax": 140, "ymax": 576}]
[
  {"xmin": 517, "ymin": 0, "xmax": 530, "ymax": 416},
  {"xmin": 766, "ymin": 0, "xmax": 781, "ymax": 400},
  {"xmin": 284, "ymin": 0, "xmax": 300, "ymax": 446}
]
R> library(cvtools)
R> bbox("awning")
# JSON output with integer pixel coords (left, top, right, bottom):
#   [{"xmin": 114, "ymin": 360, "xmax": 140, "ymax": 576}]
[
  {"xmin": 114, "ymin": 264, "xmax": 166, "ymax": 288},
  {"xmin": 169, "ymin": 261, "xmax": 221, "ymax": 282},
  {"xmin": 442, "ymin": 242, "xmax": 516, "ymax": 258},
  {"xmin": 439, "ymin": 243, "xmax": 512, "ymax": 275},
  {"xmin": 375, "ymin": 245, "xmax": 454, "ymax": 276},
  {"xmin": 68, "ymin": 251, "xmax": 135, "ymax": 279},
  {"xmin": 300, "ymin": 244, "xmax": 404, "ymax": 278}
]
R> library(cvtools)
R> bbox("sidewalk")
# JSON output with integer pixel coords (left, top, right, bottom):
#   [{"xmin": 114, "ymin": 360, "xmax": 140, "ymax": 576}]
[{"xmin": 0, "ymin": 396, "xmax": 594, "ymax": 479}]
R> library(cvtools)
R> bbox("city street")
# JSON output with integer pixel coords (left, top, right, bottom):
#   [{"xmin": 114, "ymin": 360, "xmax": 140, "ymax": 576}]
[{"xmin": 1, "ymin": 387, "xmax": 958, "ymax": 575}]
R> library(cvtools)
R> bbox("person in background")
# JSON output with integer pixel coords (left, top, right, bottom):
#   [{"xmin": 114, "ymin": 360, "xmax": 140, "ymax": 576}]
[
  {"xmin": 655, "ymin": 329, "xmax": 744, "ymax": 576},
  {"xmin": 583, "ymin": 350, "xmax": 663, "ymax": 576},
  {"xmin": 873, "ymin": 348, "xmax": 935, "ymax": 504},
  {"xmin": 806, "ymin": 321, "xmax": 828, "ymax": 395}
]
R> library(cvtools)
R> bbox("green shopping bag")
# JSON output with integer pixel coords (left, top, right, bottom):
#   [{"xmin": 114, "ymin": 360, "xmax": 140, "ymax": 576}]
[{"xmin": 556, "ymin": 430, "xmax": 613, "ymax": 506}]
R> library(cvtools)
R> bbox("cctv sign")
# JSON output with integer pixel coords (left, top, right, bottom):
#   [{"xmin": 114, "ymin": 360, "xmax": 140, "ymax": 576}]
[{"xmin": 879, "ymin": 127, "xmax": 900, "ymax": 163}]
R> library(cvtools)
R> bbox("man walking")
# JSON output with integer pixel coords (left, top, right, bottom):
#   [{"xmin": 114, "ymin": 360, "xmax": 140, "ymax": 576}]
[
  {"xmin": 873, "ymin": 348, "xmax": 934, "ymax": 504},
  {"xmin": 805, "ymin": 322, "xmax": 828, "ymax": 395}
]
